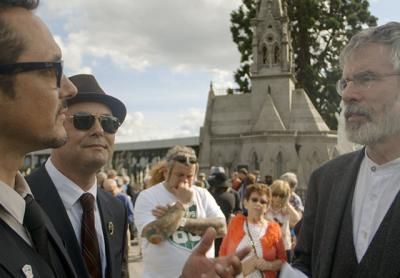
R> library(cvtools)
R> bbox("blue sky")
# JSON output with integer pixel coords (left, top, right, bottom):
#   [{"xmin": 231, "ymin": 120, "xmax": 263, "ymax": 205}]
[{"xmin": 37, "ymin": 0, "xmax": 399, "ymax": 142}]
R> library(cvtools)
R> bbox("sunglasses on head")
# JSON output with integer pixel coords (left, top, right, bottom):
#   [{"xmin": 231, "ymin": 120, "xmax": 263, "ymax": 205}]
[
  {"xmin": 0, "ymin": 61, "xmax": 63, "ymax": 88},
  {"xmin": 250, "ymin": 197, "xmax": 268, "ymax": 205},
  {"xmin": 272, "ymin": 192, "xmax": 287, "ymax": 199},
  {"xmin": 172, "ymin": 155, "xmax": 197, "ymax": 164},
  {"xmin": 69, "ymin": 112, "xmax": 120, "ymax": 134}
]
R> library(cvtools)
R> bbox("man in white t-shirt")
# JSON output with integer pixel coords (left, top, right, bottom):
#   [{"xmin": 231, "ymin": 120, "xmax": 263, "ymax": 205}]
[{"xmin": 134, "ymin": 145, "xmax": 227, "ymax": 278}]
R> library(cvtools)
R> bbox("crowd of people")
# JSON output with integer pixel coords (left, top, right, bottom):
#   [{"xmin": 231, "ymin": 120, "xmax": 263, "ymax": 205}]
[
  {"xmin": 1, "ymin": 0, "xmax": 400, "ymax": 277},
  {"xmin": 91, "ymin": 148, "xmax": 305, "ymax": 278}
]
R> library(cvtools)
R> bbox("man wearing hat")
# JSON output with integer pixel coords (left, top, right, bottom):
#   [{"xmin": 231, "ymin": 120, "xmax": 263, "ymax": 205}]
[
  {"xmin": 27, "ymin": 74, "xmax": 128, "ymax": 278},
  {"xmin": 208, "ymin": 172, "xmax": 240, "ymax": 256}
]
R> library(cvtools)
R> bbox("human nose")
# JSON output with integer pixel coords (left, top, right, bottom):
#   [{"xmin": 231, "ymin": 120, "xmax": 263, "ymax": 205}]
[
  {"xmin": 90, "ymin": 116, "xmax": 105, "ymax": 134},
  {"xmin": 341, "ymin": 80, "xmax": 362, "ymax": 104},
  {"xmin": 59, "ymin": 75, "xmax": 77, "ymax": 100}
]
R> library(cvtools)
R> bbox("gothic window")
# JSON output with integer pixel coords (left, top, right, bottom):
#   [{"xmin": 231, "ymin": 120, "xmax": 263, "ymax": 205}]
[
  {"xmin": 274, "ymin": 44, "xmax": 280, "ymax": 64},
  {"xmin": 310, "ymin": 151, "xmax": 320, "ymax": 173},
  {"xmin": 262, "ymin": 45, "xmax": 268, "ymax": 64},
  {"xmin": 251, "ymin": 152, "xmax": 260, "ymax": 171},
  {"xmin": 276, "ymin": 151, "xmax": 283, "ymax": 177}
]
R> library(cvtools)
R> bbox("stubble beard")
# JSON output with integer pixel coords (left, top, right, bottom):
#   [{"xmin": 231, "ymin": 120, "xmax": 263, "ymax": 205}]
[{"xmin": 42, "ymin": 133, "xmax": 68, "ymax": 149}]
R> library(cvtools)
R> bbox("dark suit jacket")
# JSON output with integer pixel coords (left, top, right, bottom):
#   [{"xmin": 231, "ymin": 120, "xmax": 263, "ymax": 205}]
[
  {"xmin": 292, "ymin": 149, "xmax": 400, "ymax": 278},
  {"xmin": 27, "ymin": 167, "xmax": 128, "ymax": 278},
  {"xmin": 0, "ymin": 204, "xmax": 77, "ymax": 278}
]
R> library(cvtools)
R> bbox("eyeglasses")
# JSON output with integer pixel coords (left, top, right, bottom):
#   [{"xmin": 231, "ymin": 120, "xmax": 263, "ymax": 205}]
[
  {"xmin": 172, "ymin": 155, "xmax": 197, "ymax": 164},
  {"xmin": 69, "ymin": 112, "xmax": 120, "ymax": 134},
  {"xmin": 272, "ymin": 193, "xmax": 287, "ymax": 199},
  {"xmin": 336, "ymin": 71, "xmax": 400, "ymax": 95},
  {"xmin": 0, "ymin": 61, "xmax": 63, "ymax": 88},
  {"xmin": 250, "ymin": 197, "xmax": 268, "ymax": 205}
]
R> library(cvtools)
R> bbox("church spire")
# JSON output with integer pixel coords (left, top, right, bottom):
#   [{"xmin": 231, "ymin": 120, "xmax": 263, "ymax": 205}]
[{"xmin": 251, "ymin": 0, "xmax": 292, "ymax": 76}]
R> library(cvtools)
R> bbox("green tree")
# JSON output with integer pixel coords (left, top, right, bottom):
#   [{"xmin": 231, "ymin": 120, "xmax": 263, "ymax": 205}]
[{"xmin": 230, "ymin": 0, "xmax": 377, "ymax": 129}]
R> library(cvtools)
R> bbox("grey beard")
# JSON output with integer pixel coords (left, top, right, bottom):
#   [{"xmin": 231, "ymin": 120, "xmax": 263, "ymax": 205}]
[{"xmin": 345, "ymin": 102, "xmax": 400, "ymax": 145}]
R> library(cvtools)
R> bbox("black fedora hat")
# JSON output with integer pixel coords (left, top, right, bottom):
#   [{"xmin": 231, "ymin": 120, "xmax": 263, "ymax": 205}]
[
  {"xmin": 208, "ymin": 172, "xmax": 229, "ymax": 188},
  {"xmin": 68, "ymin": 74, "xmax": 127, "ymax": 124}
]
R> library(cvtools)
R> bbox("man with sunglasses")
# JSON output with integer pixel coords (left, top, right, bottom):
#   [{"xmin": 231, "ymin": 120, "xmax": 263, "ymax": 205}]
[
  {"xmin": 0, "ymin": 1, "xmax": 249, "ymax": 277},
  {"xmin": 134, "ymin": 145, "xmax": 228, "ymax": 278},
  {"xmin": 27, "ymin": 74, "xmax": 129, "ymax": 278},
  {"xmin": 0, "ymin": 0, "xmax": 79, "ymax": 277},
  {"xmin": 281, "ymin": 22, "xmax": 400, "ymax": 278}
]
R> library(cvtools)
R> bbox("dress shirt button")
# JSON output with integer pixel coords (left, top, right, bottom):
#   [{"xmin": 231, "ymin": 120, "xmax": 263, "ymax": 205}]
[
  {"xmin": 370, "ymin": 194, "xmax": 377, "ymax": 201},
  {"xmin": 362, "ymin": 231, "xmax": 368, "ymax": 239},
  {"xmin": 371, "ymin": 166, "xmax": 376, "ymax": 172}
]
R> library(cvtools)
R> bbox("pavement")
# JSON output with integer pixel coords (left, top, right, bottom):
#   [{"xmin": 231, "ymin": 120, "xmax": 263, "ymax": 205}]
[{"xmin": 128, "ymin": 239, "xmax": 143, "ymax": 277}]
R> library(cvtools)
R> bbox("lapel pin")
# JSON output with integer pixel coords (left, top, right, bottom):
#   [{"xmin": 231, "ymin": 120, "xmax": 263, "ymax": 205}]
[
  {"xmin": 21, "ymin": 264, "xmax": 33, "ymax": 278},
  {"xmin": 107, "ymin": 221, "xmax": 114, "ymax": 235}
]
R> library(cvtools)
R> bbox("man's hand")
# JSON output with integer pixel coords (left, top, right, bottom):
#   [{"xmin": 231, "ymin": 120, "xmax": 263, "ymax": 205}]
[
  {"xmin": 170, "ymin": 181, "xmax": 193, "ymax": 204},
  {"xmin": 181, "ymin": 227, "xmax": 251, "ymax": 278},
  {"xmin": 152, "ymin": 205, "xmax": 170, "ymax": 219}
]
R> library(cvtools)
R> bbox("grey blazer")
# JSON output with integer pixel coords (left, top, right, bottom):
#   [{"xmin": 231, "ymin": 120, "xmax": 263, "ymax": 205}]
[
  {"xmin": 27, "ymin": 166, "xmax": 128, "ymax": 278},
  {"xmin": 292, "ymin": 149, "xmax": 400, "ymax": 278}
]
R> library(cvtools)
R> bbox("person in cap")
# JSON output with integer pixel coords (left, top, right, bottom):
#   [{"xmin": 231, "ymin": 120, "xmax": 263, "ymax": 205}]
[
  {"xmin": 0, "ymin": 0, "xmax": 78, "ymax": 277},
  {"xmin": 27, "ymin": 74, "xmax": 129, "ymax": 278}
]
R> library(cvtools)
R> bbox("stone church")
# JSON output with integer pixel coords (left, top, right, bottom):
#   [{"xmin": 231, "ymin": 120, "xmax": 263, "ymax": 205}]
[{"xmin": 198, "ymin": 0, "xmax": 338, "ymax": 190}]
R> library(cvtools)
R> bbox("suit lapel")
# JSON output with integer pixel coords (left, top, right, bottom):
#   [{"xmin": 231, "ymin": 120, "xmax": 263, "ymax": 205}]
[
  {"xmin": 317, "ymin": 150, "xmax": 365, "ymax": 277},
  {"xmin": 30, "ymin": 168, "xmax": 87, "ymax": 278},
  {"xmin": 97, "ymin": 190, "xmax": 115, "ymax": 277}
]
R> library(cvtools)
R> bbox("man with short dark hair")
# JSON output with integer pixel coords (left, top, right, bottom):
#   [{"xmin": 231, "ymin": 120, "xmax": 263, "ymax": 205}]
[
  {"xmin": 1, "ymin": 1, "xmax": 248, "ymax": 277},
  {"xmin": 0, "ymin": 0, "xmax": 78, "ymax": 276},
  {"xmin": 27, "ymin": 74, "xmax": 129, "ymax": 278}
]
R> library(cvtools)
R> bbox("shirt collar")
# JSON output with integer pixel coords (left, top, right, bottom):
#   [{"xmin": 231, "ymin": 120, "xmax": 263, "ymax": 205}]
[
  {"xmin": 0, "ymin": 172, "xmax": 32, "ymax": 224},
  {"xmin": 364, "ymin": 148, "xmax": 400, "ymax": 173},
  {"xmin": 45, "ymin": 158, "xmax": 98, "ymax": 210}
]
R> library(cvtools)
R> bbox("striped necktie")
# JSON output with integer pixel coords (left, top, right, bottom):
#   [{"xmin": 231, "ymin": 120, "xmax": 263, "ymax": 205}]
[{"xmin": 80, "ymin": 193, "xmax": 102, "ymax": 278}]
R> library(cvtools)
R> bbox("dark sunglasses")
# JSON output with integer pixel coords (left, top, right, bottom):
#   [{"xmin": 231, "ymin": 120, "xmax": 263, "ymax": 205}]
[
  {"xmin": 250, "ymin": 197, "xmax": 268, "ymax": 205},
  {"xmin": 272, "ymin": 192, "xmax": 287, "ymax": 199},
  {"xmin": 69, "ymin": 112, "xmax": 120, "ymax": 134},
  {"xmin": 172, "ymin": 155, "xmax": 197, "ymax": 164},
  {"xmin": 0, "ymin": 61, "xmax": 63, "ymax": 88}
]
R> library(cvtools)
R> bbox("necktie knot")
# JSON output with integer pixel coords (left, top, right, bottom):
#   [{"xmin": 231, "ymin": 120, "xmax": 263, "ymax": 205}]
[{"xmin": 80, "ymin": 193, "xmax": 95, "ymax": 212}]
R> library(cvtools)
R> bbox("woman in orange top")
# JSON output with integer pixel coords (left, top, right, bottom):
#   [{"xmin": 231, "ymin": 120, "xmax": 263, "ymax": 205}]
[{"xmin": 219, "ymin": 183, "xmax": 286, "ymax": 278}]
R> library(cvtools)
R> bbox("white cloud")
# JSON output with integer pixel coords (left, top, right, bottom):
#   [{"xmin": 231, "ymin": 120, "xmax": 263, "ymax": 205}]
[
  {"xmin": 116, "ymin": 112, "xmax": 163, "ymax": 142},
  {"xmin": 39, "ymin": 0, "xmax": 242, "ymax": 74},
  {"xmin": 176, "ymin": 108, "xmax": 205, "ymax": 137},
  {"xmin": 54, "ymin": 35, "xmax": 92, "ymax": 74},
  {"xmin": 116, "ymin": 108, "xmax": 205, "ymax": 142}
]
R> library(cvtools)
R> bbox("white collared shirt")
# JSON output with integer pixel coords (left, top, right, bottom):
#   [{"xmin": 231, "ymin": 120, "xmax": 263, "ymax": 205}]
[
  {"xmin": 0, "ymin": 172, "xmax": 33, "ymax": 245},
  {"xmin": 281, "ymin": 151, "xmax": 400, "ymax": 278},
  {"xmin": 352, "ymin": 150, "xmax": 400, "ymax": 261},
  {"xmin": 45, "ymin": 159, "xmax": 106, "ymax": 278}
]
